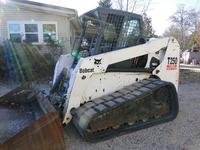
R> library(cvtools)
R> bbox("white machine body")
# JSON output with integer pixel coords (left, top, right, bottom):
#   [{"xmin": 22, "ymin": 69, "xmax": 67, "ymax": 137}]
[{"xmin": 53, "ymin": 37, "xmax": 180, "ymax": 124}]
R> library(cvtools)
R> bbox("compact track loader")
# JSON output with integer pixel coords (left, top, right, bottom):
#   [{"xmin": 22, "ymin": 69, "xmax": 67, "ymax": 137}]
[{"xmin": 0, "ymin": 7, "xmax": 180, "ymax": 149}]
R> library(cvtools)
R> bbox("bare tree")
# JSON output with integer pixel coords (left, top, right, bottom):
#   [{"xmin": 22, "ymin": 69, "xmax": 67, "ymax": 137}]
[
  {"xmin": 143, "ymin": 13, "xmax": 156, "ymax": 37},
  {"xmin": 163, "ymin": 25, "xmax": 182, "ymax": 42},
  {"xmin": 188, "ymin": 9, "xmax": 200, "ymax": 33},
  {"xmin": 163, "ymin": 25, "xmax": 193, "ymax": 50},
  {"xmin": 169, "ymin": 4, "xmax": 189, "ymax": 50},
  {"xmin": 98, "ymin": 0, "xmax": 112, "ymax": 8},
  {"xmin": 168, "ymin": 4, "xmax": 200, "ymax": 50},
  {"xmin": 194, "ymin": 24, "xmax": 200, "ymax": 49},
  {"xmin": 112, "ymin": 0, "xmax": 152, "ymax": 14}
]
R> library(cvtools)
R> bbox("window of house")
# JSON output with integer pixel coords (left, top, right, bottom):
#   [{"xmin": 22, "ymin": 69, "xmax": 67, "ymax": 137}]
[
  {"xmin": 9, "ymin": 24, "xmax": 22, "ymax": 42},
  {"xmin": 25, "ymin": 24, "xmax": 39, "ymax": 43},
  {"xmin": 8, "ymin": 21, "xmax": 57, "ymax": 44},
  {"xmin": 43, "ymin": 24, "xmax": 57, "ymax": 42}
]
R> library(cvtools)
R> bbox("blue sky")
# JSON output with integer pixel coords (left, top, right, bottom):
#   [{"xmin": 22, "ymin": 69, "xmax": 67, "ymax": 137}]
[{"xmin": 30, "ymin": 0, "xmax": 200, "ymax": 35}]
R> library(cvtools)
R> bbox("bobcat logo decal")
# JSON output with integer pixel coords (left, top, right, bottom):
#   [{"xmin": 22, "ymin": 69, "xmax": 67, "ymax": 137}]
[{"xmin": 94, "ymin": 58, "xmax": 102, "ymax": 65}]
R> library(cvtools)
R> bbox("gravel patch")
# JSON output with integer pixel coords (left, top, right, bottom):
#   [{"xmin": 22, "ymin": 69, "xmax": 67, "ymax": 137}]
[{"xmin": 0, "ymin": 82, "xmax": 200, "ymax": 150}]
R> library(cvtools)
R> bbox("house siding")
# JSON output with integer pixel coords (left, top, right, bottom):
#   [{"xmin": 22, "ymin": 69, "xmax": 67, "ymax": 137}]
[{"xmin": 0, "ymin": 3, "xmax": 76, "ymax": 53}]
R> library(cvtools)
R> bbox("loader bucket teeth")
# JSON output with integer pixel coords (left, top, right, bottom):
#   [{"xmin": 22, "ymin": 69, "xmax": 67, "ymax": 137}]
[
  {"xmin": 72, "ymin": 79, "xmax": 179, "ymax": 142},
  {"xmin": 0, "ymin": 84, "xmax": 66, "ymax": 150}
]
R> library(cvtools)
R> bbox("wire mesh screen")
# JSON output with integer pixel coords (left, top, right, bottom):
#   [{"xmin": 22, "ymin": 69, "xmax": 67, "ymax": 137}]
[
  {"xmin": 100, "ymin": 14, "xmax": 124, "ymax": 53},
  {"xmin": 80, "ymin": 8, "xmax": 142, "ymax": 55}
]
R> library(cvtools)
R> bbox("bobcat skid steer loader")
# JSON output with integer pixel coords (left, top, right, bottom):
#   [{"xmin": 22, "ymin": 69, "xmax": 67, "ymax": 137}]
[
  {"xmin": 0, "ymin": 7, "xmax": 180, "ymax": 149},
  {"xmin": 50, "ymin": 8, "xmax": 180, "ymax": 142}
]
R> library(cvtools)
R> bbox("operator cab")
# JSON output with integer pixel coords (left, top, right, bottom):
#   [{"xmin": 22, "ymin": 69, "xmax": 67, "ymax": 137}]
[{"xmin": 72, "ymin": 8, "xmax": 152, "ymax": 70}]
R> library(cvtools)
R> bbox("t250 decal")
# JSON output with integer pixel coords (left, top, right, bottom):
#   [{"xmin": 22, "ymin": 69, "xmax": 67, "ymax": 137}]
[{"xmin": 167, "ymin": 57, "xmax": 178, "ymax": 70}]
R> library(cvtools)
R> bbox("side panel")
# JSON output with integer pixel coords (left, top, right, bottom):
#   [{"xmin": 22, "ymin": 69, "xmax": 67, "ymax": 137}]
[{"xmin": 74, "ymin": 72, "xmax": 150, "ymax": 104}]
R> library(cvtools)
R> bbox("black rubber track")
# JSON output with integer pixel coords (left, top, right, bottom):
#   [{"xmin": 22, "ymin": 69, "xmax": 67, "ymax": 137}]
[{"xmin": 72, "ymin": 79, "xmax": 179, "ymax": 142}]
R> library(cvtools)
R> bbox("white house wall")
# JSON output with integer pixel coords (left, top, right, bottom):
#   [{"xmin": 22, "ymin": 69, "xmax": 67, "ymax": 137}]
[{"xmin": 0, "ymin": 3, "xmax": 76, "ymax": 53}]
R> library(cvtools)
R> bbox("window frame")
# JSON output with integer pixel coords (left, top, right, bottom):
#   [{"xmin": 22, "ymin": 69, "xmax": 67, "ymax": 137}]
[
  {"xmin": 24, "ymin": 23, "xmax": 39, "ymax": 43},
  {"xmin": 41, "ymin": 21, "xmax": 58, "ymax": 43},
  {"xmin": 7, "ymin": 22, "xmax": 23, "ymax": 42},
  {"xmin": 7, "ymin": 21, "xmax": 58, "ymax": 44}
]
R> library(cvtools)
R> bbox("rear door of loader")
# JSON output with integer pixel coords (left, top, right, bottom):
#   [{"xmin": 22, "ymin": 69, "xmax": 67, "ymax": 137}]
[{"xmin": 0, "ymin": 84, "xmax": 66, "ymax": 150}]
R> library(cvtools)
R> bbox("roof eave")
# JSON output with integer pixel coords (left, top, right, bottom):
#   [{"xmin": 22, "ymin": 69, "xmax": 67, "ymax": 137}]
[{"xmin": 7, "ymin": 0, "xmax": 77, "ymax": 17}]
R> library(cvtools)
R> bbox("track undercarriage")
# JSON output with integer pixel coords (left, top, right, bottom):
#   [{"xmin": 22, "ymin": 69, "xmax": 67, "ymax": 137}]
[{"xmin": 72, "ymin": 79, "xmax": 179, "ymax": 142}]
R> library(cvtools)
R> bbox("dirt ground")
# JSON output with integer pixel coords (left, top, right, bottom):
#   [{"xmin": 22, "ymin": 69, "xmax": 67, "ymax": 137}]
[{"xmin": 0, "ymin": 82, "xmax": 200, "ymax": 150}]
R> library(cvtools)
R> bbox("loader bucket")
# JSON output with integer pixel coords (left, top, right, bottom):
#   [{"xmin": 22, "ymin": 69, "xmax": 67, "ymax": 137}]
[{"xmin": 0, "ymin": 84, "xmax": 66, "ymax": 150}]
